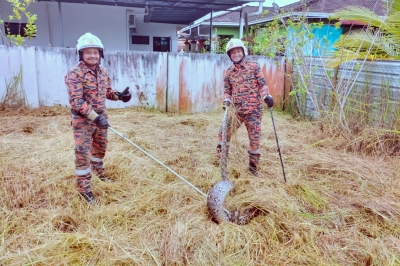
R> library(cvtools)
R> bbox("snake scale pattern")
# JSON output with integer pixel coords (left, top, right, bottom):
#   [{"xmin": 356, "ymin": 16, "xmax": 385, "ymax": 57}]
[{"xmin": 207, "ymin": 108, "xmax": 262, "ymax": 225}]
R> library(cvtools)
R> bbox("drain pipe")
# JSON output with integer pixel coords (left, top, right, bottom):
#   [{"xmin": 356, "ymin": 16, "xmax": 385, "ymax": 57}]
[
  {"xmin": 197, "ymin": 25, "xmax": 209, "ymax": 36},
  {"xmin": 58, "ymin": 1, "xmax": 64, "ymax": 47},
  {"xmin": 179, "ymin": 26, "xmax": 192, "ymax": 37},
  {"xmin": 39, "ymin": 2, "xmax": 52, "ymax": 46},
  {"xmin": 239, "ymin": 0, "xmax": 264, "ymax": 39},
  {"xmin": 209, "ymin": 10, "xmax": 213, "ymax": 51}
]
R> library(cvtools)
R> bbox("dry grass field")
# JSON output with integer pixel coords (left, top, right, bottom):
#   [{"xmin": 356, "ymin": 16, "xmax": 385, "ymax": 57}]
[{"xmin": 0, "ymin": 106, "xmax": 399, "ymax": 265}]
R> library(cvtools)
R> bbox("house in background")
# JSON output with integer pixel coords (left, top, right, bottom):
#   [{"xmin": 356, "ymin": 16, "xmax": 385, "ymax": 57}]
[
  {"xmin": 0, "ymin": 0, "xmax": 257, "ymax": 52},
  {"xmin": 179, "ymin": 4, "xmax": 271, "ymax": 52},
  {"xmin": 179, "ymin": 0, "xmax": 388, "ymax": 55},
  {"xmin": 250, "ymin": 0, "xmax": 388, "ymax": 30},
  {"xmin": 250, "ymin": 0, "xmax": 388, "ymax": 56}
]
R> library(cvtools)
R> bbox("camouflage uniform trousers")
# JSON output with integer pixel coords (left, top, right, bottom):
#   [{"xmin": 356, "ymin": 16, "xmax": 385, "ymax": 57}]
[
  {"xmin": 71, "ymin": 113, "xmax": 108, "ymax": 193},
  {"xmin": 217, "ymin": 105, "xmax": 263, "ymax": 167}
]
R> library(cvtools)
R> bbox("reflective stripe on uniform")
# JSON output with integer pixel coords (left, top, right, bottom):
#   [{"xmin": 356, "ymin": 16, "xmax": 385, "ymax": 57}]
[
  {"xmin": 91, "ymin": 157, "xmax": 103, "ymax": 162},
  {"xmin": 75, "ymin": 166, "xmax": 91, "ymax": 176},
  {"xmin": 248, "ymin": 148, "xmax": 261, "ymax": 155}
]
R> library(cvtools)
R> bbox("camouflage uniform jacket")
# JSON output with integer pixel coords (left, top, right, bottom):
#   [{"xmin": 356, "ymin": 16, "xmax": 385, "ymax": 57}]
[
  {"xmin": 223, "ymin": 60, "xmax": 269, "ymax": 112},
  {"xmin": 65, "ymin": 61, "xmax": 118, "ymax": 116}
]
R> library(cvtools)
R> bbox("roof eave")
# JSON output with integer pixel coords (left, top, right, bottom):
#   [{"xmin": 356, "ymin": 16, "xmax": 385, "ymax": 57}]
[
  {"xmin": 249, "ymin": 12, "xmax": 332, "ymax": 25},
  {"xmin": 181, "ymin": 21, "xmax": 239, "ymax": 32}
]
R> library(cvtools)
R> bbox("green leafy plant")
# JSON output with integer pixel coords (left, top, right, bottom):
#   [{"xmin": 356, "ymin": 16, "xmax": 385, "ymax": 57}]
[
  {"xmin": 217, "ymin": 36, "xmax": 229, "ymax": 54},
  {"xmin": 250, "ymin": 10, "xmax": 331, "ymax": 119},
  {"xmin": 0, "ymin": 0, "xmax": 37, "ymax": 46},
  {"xmin": 209, "ymin": 28, "xmax": 230, "ymax": 54},
  {"xmin": 247, "ymin": 6, "xmax": 399, "ymax": 142}
]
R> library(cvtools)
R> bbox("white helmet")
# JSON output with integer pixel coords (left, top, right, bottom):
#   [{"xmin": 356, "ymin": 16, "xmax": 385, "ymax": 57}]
[
  {"xmin": 76, "ymin": 32, "xmax": 104, "ymax": 51},
  {"xmin": 225, "ymin": 38, "xmax": 248, "ymax": 56},
  {"xmin": 76, "ymin": 33, "xmax": 104, "ymax": 61}
]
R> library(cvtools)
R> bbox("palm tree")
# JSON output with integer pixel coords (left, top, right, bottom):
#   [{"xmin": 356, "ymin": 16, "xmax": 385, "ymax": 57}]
[{"xmin": 328, "ymin": 0, "xmax": 400, "ymax": 67}]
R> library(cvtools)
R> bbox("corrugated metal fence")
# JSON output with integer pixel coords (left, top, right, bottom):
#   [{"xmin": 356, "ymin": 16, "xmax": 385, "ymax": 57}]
[
  {"xmin": 0, "ymin": 45, "xmax": 285, "ymax": 113},
  {"xmin": 296, "ymin": 58, "xmax": 400, "ymax": 126}
]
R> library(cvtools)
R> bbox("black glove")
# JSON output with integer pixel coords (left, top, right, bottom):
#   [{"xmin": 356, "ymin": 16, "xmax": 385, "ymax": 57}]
[
  {"xmin": 116, "ymin": 87, "xmax": 132, "ymax": 103},
  {"xmin": 93, "ymin": 114, "xmax": 110, "ymax": 129},
  {"xmin": 264, "ymin": 95, "xmax": 274, "ymax": 108},
  {"xmin": 222, "ymin": 100, "xmax": 230, "ymax": 110}
]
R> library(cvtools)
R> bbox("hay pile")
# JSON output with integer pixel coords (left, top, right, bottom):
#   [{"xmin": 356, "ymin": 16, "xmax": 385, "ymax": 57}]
[{"xmin": 0, "ymin": 106, "xmax": 399, "ymax": 265}]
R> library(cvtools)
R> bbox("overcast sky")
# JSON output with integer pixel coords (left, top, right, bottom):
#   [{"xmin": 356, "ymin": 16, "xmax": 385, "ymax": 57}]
[{"xmin": 247, "ymin": 0, "xmax": 298, "ymax": 8}]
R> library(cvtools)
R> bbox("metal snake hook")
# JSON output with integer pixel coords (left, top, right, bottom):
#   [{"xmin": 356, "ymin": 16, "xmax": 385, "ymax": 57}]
[
  {"xmin": 108, "ymin": 126, "xmax": 232, "ymax": 215},
  {"xmin": 108, "ymin": 126, "xmax": 208, "ymax": 197},
  {"xmin": 269, "ymin": 107, "xmax": 287, "ymax": 183}
]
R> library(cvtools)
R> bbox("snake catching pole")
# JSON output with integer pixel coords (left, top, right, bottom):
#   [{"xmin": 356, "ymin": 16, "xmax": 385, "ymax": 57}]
[{"xmin": 108, "ymin": 126, "xmax": 208, "ymax": 198}]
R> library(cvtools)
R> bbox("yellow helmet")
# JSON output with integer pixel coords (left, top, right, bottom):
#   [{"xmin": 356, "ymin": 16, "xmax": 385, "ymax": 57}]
[{"xmin": 225, "ymin": 38, "xmax": 248, "ymax": 56}]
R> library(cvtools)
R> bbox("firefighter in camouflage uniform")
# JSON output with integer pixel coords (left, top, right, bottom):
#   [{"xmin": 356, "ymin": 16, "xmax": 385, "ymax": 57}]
[
  {"xmin": 217, "ymin": 38, "xmax": 274, "ymax": 177},
  {"xmin": 65, "ymin": 33, "xmax": 132, "ymax": 204}
]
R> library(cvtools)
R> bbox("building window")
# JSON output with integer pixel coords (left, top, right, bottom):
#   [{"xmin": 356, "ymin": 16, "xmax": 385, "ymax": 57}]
[
  {"xmin": 132, "ymin": 35, "xmax": 150, "ymax": 45},
  {"xmin": 4, "ymin": 22, "xmax": 33, "ymax": 37},
  {"xmin": 153, "ymin": 37, "xmax": 170, "ymax": 52},
  {"xmin": 218, "ymin": 35, "xmax": 233, "ymax": 41}
]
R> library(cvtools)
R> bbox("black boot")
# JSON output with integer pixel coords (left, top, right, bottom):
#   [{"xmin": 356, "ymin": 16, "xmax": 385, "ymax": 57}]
[
  {"xmin": 80, "ymin": 191, "xmax": 96, "ymax": 204},
  {"xmin": 92, "ymin": 168, "xmax": 114, "ymax": 182},
  {"xmin": 92, "ymin": 160, "xmax": 114, "ymax": 183},
  {"xmin": 249, "ymin": 162, "xmax": 259, "ymax": 177}
]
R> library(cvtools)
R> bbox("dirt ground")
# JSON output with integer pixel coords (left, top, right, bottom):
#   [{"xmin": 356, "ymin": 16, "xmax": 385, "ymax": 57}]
[{"xmin": 0, "ymin": 106, "xmax": 399, "ymax": 265}]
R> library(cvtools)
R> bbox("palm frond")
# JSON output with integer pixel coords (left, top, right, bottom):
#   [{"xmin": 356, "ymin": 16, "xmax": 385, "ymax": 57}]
[
  {"xmin": 334, "ymin": 30, "xmax": 398, "ymax": 57},
  {"xmin": 385, "ymin": 11, "xmax": 400, "ymax": 24},
  {"xmin": 325, "ymin": 49, "xmax": 393, "ymax": 68},
  {"xmin": 327, "ymin": 28, "xmax": 399, "ymax": 68},
  {"xmin": 389, "ymin": 0, "xmax": 400, "ymax": 13}
]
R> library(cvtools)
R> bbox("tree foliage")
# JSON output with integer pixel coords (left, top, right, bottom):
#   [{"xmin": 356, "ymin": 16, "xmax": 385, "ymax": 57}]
[{"xmin": 0, "ymin": 0, "xmax": 37, "ymax": 46}]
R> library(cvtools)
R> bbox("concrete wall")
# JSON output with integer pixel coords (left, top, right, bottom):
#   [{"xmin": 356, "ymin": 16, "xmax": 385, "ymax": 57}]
[
  {"xmin": 0, "ymin": 0, "xmax": 182, "ymax": 52},
  {"xmin": 0, "ymin": 45, "xmax": 285, "ymax": 112}
]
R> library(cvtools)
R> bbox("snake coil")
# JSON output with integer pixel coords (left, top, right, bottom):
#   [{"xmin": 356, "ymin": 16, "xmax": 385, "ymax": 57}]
[{"xmin": 207, "ymin": 108, "xmax": 262, "ymax": 225}]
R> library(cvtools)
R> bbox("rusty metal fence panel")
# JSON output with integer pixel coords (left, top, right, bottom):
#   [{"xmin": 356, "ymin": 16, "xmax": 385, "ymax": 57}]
[{"xmin": 166, "ymin": 53, "xmax": 285, "ymax": 113}]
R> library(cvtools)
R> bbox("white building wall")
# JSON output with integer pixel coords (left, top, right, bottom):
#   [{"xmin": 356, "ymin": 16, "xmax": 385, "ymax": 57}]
[
  {"xmin": 129, "ymin": 15, "xmax": 180, "ymax": 52},
  {"xmin": 48, "ymin": 2, "xmax": 128, "ymax": 50},
  {"xmin": 0, "ymin": 0, "xmax": 182, "ymax": 51}
]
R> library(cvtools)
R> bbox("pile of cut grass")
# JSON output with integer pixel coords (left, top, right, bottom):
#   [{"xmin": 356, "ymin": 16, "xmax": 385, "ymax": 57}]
[{"xmin": 0, "ymin": 106, "xmax": 399, "ymax": 265}]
